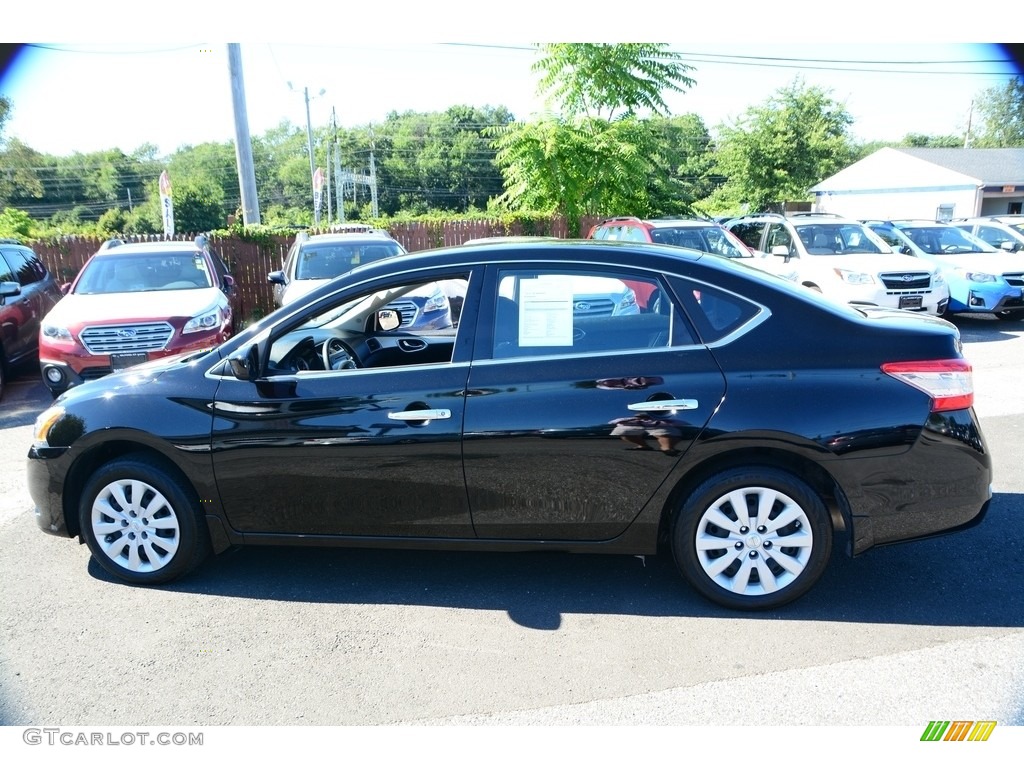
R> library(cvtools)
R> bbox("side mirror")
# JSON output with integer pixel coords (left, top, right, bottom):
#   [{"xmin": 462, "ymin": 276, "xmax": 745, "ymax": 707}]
[
  {"xmin": 377, "ymin": 308, "xmax": 401, "ymax": 331},
  {"xmin": 1000, "ymin": 241, "xmax": 1016, "ymax": 252},
  {"xmin": 268, "ymin": 270, "xmax": 286, "ymax": 285},
  {"xmin": 227, "ymin": 344, "xmax": 260, "ymax": 381},
  {"xmin": 223, "ymin": 274, "xmax": 235, "ymax": 295},
  {"xmin": 771, "ymin": 245, "xmax": 792, "ymax": 262},
  {"xmin": 0, "ymin": 281, "xmax": 20, "ymax": 300}
]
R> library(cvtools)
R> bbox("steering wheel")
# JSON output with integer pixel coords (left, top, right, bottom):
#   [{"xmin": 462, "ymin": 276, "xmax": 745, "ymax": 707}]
[
  {"xmin": 322, "ymin": 338, "xmax": 359, "ymax": 370},
  {"xmin": 282, "ymin": 336, "xmax": 324, "ymax": 371}
]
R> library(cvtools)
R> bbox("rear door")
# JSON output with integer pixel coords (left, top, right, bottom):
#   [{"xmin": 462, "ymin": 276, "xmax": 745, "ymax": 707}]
[{"xmin": 462, "ymin": 262, "xmax": 729, "ymax": 541}]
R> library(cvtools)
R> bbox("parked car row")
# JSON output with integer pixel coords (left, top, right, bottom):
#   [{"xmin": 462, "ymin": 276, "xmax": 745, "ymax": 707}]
[
  {"xmin": 864, "ymin": 219, "xmax": 1024, "ymax": 321},
  {"xmin": 723, "ymin": 212, "xmax": 952, "ymax": 316}
]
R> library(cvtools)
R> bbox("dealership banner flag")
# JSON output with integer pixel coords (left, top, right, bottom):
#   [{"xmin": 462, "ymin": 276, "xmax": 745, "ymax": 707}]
[
  {"xmin": 313, "ymin": 167, "xmax": 325, "ymax": 226},
  {"xmin": 159, "ymin": 170, "xmax": 174, "ymax": 236}
]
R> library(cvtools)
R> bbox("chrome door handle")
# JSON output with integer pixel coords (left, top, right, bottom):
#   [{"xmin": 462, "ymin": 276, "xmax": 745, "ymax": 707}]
[
  {"xmin": 627, "ymin": 399, "xmax": 698, "ymax": 412},
  {"xmin": 388, "ymin": 408, "xmax": 452, "ymax": 421}
]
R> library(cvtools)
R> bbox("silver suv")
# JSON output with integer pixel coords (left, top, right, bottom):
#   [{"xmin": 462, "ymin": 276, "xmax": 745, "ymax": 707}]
[
  {"xmin": 953, "ymin": 216, "xmax": 1024, "ymax": 253},
  {"xmin": 725, "ymin": 212, "xmax": 949, "ymax": 314}
]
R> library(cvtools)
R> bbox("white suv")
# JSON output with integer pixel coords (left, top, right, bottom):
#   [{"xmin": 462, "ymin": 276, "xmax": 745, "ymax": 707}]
[
  {"xmin": 726, "ymin": 213, "xmax": 949, "ymax": 314},
  {"xmin": 953, "ymin": 216, "xmax": 1024, "ymax": 253}
]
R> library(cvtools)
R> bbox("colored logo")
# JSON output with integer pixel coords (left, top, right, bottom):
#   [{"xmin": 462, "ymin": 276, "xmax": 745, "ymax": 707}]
[{"xmin": 920, "ymin": 721, "xmax": 996, "ymax": 742}]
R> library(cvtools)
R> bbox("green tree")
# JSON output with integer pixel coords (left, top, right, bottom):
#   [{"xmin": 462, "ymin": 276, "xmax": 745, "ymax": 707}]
[
  {"xmin": 709, "ymin": 78, "xmax": 855, "ymax": 212},
  {"xmin": 493, "ymin": 43, "xmax": 698, "ymax": 232},
  {"xmin": 0, "ymin": 137, "xmax": 44, "ymax": 207},
  {"xmin": 171, "ymin": 177, "xmax": 226, "ymax": 232},
  {"xmin": 972, "ymin": 76, "xmax": 1024, "ymax": 147},
  {"xmin": 533, "ymin": 43, "xmax": 695, "ymax": 120},
  {"xmin": 0, "ymin": 206, "xmax": 34, "ymax": 240},
  {"xmin": 0, "ymin": 95, "xmax": 10, "ymax": 143}
]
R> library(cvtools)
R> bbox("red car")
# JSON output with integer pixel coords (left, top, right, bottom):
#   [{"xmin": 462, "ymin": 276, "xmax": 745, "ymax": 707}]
[
  {"xmin": 39, "ymin": 237, "xmax": 234, "ymax": 398},
  {"xmin": 0, "ymin": 239, "xmax": 63, "ymax": 399}
]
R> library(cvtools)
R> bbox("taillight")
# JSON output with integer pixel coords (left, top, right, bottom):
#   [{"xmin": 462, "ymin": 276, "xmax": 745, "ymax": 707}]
[{"xmin": 881, "ymin": 359, "xmax": 973, "ymax": 412}]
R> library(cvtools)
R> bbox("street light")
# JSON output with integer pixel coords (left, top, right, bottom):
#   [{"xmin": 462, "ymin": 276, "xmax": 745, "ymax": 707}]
[{"xmin": 288, "ymin": 82, "xmax": 325, "ymax": 212}]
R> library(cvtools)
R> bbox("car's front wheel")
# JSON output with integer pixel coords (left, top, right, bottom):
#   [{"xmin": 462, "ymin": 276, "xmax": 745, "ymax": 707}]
[
  {"xmin": 79, "ymin": 454, "xmax": 210, "ymax": 585},
  {"xmin": 672, "ymin": 467, "xmax": 832, "ymax": 611}
]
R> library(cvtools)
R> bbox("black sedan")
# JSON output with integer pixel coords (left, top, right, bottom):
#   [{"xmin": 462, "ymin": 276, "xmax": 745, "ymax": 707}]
[{"xmin": 27, "ymin": 239, "xmax": 992, "ymax": 610}]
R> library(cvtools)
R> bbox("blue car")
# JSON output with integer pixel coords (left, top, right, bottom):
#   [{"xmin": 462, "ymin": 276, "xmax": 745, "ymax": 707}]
[{"xmin": 865, "ymin": 220, "xmax": 1024, "ymax": 320}]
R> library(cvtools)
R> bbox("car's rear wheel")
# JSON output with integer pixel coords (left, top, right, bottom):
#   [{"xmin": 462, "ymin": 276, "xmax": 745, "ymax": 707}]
[
  {"xmin": 672, "ymin": 467, "xmax": 832, "ymax": 611},
  {"xmin": 79, "ymin": 454, "xmax": 210, "ymax": 585}
]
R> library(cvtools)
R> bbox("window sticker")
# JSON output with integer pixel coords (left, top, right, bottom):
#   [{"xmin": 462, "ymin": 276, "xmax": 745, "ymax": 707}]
[{"xmin": 519, "ymin": 276, "xmax": 574, "ymax": 346}]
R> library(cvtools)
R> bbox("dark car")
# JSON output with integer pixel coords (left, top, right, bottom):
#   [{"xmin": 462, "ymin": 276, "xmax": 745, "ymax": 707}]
[
  {"xmin": 0, "ymin": 239, "xmax": 63, "ymax": 399},
  {"xmin": 28, "ymin": 239, "xmax": 991, "ymax": 611}
]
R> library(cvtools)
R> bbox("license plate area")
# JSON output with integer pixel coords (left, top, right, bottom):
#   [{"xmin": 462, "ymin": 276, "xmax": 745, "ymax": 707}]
[
  {"xmin": 110, "ymin": 352, "xmax": 149, "ymax": 371},
  {"xmin": 898, "ymin": 295, "xmax": 923, "ymax": 310}
]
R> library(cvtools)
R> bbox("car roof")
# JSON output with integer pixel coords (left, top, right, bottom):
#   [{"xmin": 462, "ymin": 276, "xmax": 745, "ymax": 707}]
[
  {"xmin": 597, "ymin": 216, "xmax": 717, "ymax": 228},
  {"xmin": 341, "ymin": 239, "xmax": 709, "ymax": 284},
  {"xmin": 304, "ymin": 231, "xmax": 397, "ymax": 243}
]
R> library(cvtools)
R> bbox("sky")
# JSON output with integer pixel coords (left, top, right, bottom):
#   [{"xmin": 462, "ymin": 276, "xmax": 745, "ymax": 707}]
[{"xmin": 0, "ymin": 5, "xmax": 1021, "ymax": 160}]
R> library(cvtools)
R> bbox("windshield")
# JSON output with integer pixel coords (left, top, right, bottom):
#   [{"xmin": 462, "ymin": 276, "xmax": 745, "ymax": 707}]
[
  {"xmin": 795, "ymin": 224, "xmax": 890, "ymax": 255},
  {"xmin": 74, "ymin": 254, "xmax": 214, "ymax": 294},
  {"xmin": 900, "ymin": 226, "xmax": 995, "ymax": 255},
  {"xmin": 295, "ymin": 242, "xmax": 405, "ymax": 280}
]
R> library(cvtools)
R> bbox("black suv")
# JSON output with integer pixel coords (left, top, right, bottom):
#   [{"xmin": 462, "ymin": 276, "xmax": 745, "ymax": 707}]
[{"xmin": 0, "ymin": 239, "xmax": 63, "ymax": 399}]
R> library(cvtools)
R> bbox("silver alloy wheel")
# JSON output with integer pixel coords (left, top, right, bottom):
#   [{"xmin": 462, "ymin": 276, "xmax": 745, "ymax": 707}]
[
  {"xmin": 90, "ymin": 478, "xmax": 181, "ymax": 574},
  {"xmin": 694, "ymin": 485, "xmax": 814, "ymax": 597}
]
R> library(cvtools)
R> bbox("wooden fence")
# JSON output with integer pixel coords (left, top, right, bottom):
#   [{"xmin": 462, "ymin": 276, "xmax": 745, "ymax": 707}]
[{"xmin": 30, "ymin": 216, "xmax": 595, "ymax": 323}]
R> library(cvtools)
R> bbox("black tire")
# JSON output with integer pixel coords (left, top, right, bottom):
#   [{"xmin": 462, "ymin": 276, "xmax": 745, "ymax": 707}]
[
  {"xmin": 79, "ymin": 454, "xmax": 210, "ymax": 585},
  {"xmin": 0, "ymin": 348, "xmax": 5, "ymax": 401},
  {"xmin": 671, "ymin": 467, "xmax": 832, "ymax": 611}
]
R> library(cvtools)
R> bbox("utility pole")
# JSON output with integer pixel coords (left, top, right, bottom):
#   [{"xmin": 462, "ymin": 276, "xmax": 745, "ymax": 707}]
[
  {"xmin": 369, "ymin": 126, "xmax": 379, "ymax": 218},
  {"xmin": 333, "ymin": 108, "xmax": 344, "ymax": 224},
  {"xmin": 227, "ymin": 44, "xmax": 261, "ymax": 225},
  {"xmin": 289, "ymin": 82, "xmax": 325, "ymax": 218}
]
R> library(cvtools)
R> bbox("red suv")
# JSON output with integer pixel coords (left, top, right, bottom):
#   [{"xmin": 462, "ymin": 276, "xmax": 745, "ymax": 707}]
[
  {"xmin": 0, "ymin": 239, "xmax": 63, "ymax": 399},
  {"xmin": 39, "ymin": 236, "xmax": 235, "ymax": 398},
  {"xmin": 588, "ymin": 216, "xmax": 799, "ymax": 284}
]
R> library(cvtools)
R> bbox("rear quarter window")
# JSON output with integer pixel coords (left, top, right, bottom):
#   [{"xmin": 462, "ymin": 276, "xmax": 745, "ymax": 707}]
[{"xmin": 667, "ymin": 276, "xmax": 762, "ymax": 343}]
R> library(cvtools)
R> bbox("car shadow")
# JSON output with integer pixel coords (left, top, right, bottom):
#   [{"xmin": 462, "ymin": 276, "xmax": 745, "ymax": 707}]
[
  {"xmin": 88, "ymin": 491, "xmax": 1024, "ymax": 631},
  {"xmin": 0, "ymin": 363, "xmax": 52, "ymax": 429},
  {"xmin": 951, "ymin": 313, "xmax": 1024, "ymax": 343}
]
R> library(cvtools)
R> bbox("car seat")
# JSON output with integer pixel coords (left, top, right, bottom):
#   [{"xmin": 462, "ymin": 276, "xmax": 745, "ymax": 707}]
[{"xmin": 493, "ymin": 297, "xmax": 520, "ymax": 357}]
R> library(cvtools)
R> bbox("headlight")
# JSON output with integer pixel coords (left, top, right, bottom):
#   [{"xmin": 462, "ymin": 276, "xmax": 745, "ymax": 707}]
[
  {"xmin": 933, "ymin": 272, "xmax": 946, "ymax": 286},
  {"xmin": 41, "ymin": 323, "xmax": 73, "ymax": 341},
  {"xmin": 617, "ymin": 289, "xmax": 638, "ymax": 312},
  {"xmin": 960, "ymin": 271, "xmax": 997, "ymax": 283},
  {"xmin": 183, "ymin": 308, "xmax": 222, "ymax": 334},
  {"xmin": 32, "ymin": 405, "xmax": 65, "ymax": 447},
  {"xmin": 834, "ymin": 269, "xmax": 875, "ymax": 285},
  {"xmin": 422, "ymin": 288, "xmax": 449, "ymax": 314}
]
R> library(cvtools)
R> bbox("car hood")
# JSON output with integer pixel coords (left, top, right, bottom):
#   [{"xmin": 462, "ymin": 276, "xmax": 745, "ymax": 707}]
[
  {"xmin": 928, "ymin": 252, "xmax": 1024, "ymax": 273},
  {"xmin": 46, "ymin": 288, "xmax": 223, "ymax": 326},
  {"xmin": 825, "ymin": 252, "xmax": 938, "ymax": 273},
  {"xmin": 282, "ymin": 279, "xmax": 328, "ymax": 306}
]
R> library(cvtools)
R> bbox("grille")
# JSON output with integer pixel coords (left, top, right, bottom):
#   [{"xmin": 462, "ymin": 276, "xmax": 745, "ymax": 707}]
[
  {"xmin": 879, "ymin": 272, "xmax": 932, "ymax": 290},
  {"xmin": 80, "ymin": 322, "xmax": 174, "ymax": 354},
  {"xmin": 572, "ymin": 297, "xmax": 616, "ymax": 316},
  {"xmin": 386, "ymin": 300, "xmax": 418, "ymax": 327},
  {"xmin": 1002, "ymin": 272, "xmax": 1024, "ymax": 288}
]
